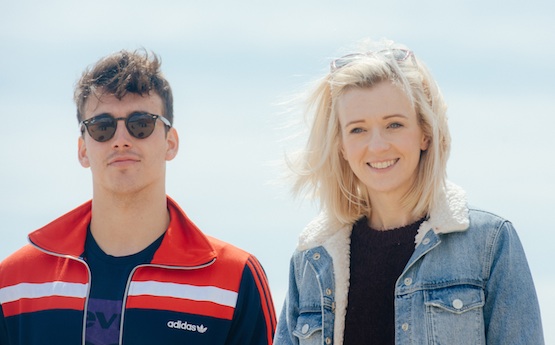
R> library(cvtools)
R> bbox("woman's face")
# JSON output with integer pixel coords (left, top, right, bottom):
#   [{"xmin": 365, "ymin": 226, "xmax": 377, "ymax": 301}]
[{"xmin": 337, "ymin": 81, "xmax": 429, "ymax": 203}]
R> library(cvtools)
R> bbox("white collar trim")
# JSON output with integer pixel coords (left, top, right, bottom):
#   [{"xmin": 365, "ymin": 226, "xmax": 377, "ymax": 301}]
[{"xmin": 297, "ymin": 181, "xmax": 470, "ymax": 250}]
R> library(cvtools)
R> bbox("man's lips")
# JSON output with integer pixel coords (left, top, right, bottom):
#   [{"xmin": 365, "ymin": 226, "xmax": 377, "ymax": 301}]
[{"xmin": 107, "ymin": 155, "xmax": 141, "ymax": 166}]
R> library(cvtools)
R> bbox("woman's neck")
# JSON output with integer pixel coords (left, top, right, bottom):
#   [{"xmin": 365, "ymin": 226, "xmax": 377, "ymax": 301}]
[{"xmin": 367, "ymin": 194, "xmax": 421, "ymax": 231}]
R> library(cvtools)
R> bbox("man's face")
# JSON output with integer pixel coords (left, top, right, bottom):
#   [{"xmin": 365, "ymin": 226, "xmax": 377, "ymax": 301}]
[{"xmin": 78, "ymin": 91, "xmax": 178, "ymax": 197}]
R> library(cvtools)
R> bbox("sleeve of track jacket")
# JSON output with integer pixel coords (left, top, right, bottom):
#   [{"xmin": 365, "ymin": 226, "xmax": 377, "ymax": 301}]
[
  {"xmin": 0, "ymin": 305, "xmax": 9, "ymax": 345},
  {"xmin": 225, "ymin": 255, "xmax": 276, "ymax": 345}
]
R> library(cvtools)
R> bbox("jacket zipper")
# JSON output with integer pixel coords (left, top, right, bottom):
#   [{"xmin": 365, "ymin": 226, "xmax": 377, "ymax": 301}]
[
  {"xmin": 30, "ymin": 240, "xmax": 217, "ymax": 345},
  {"xmin": 117, "ymin": 258, "xmax": 217, "ymax": 345},
  {"xmin": 28, "ymin": 241, "xmax": 92, "ymax": 345}
]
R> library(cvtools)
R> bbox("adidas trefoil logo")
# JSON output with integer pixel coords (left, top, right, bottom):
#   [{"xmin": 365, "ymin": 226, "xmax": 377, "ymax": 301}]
[{"xmin": 167, "ymin": 320, "xmax": 208, "ymax": 333}]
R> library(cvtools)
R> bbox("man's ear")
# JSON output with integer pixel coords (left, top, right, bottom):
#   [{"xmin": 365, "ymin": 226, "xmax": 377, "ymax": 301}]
[
  {"xmin": 78, "ymin": 136, "xmax": 90, "ymax": 168},
  {"xmin": 165, "ymin": 127, "xmax": 179, "ymax": 161}
]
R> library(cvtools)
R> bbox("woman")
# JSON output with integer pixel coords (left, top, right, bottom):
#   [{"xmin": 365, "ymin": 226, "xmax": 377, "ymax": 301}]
[{"xmin": 274, "ymin": 39, "xmax": 544, "ymax": 345}]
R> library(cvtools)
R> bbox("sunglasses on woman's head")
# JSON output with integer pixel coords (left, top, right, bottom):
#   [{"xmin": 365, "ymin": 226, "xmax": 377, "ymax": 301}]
[
  {"xmin": 330, "ymin": 49, "xmax": 414, "ymax": 72},
  {"xmin": 80, "ymin": 112, "xmax": 172, "ymax": 142}
]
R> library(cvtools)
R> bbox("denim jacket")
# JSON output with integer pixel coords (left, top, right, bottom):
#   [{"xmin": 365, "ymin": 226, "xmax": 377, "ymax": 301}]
[{"xmin": 274, "ymin": 182, "xmax": 544, "ymax": 344}]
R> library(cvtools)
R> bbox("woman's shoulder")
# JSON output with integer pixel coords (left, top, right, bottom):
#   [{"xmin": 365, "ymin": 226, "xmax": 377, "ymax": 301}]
[
  {"xmin": 467, "ymin": 207, "xmax": 513, "ymax": 230},
  {"xmin": 296, "ymin": 212, "xmax": 352, "ymax": 251},
  {"xmin": 447, "ymin": 207, "xmax": 519, "ymax": 248}
]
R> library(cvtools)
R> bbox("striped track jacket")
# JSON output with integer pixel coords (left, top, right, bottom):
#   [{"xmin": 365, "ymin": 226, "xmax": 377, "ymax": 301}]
[{"xmin": 0, "ymin": 197, "xmax": 276, "ymax": 344}]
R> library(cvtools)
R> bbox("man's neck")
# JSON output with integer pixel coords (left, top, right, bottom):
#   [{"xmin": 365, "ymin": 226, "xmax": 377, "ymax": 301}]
[{"xmin": 89, "ymin": 191, "xmax": 169, "ymax": 257}]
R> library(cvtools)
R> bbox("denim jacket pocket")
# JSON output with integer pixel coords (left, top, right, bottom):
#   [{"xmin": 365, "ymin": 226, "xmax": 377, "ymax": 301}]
[
  {"xmin": 292, "ymin": 312, "xmax": 323, "ymax": 344},
  {"xmin": 424, "ymin": 284, "xmax": 486, "ymax": 344}
]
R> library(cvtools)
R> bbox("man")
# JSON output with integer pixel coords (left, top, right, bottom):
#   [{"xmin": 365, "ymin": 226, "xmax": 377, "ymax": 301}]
[{"xmin": 0, "ymin": 50, "xmax": 276, "ymax": 344}]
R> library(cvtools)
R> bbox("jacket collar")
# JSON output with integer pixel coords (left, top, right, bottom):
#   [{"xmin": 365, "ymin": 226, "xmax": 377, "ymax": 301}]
[
  {"xmin": 414, "ymin": 181, "xmax": 469, "ymax": 245},
  {"xmin": 297, "ymin": 181, "xmax": 470, "ymax": 250},
  {"xmin": 28, "ymin": 196, "xmax": 217, "ymax": 267}
]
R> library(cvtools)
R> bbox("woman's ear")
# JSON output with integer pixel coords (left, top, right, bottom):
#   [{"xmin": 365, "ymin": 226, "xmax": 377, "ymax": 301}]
[{"xmin": 420, "ymin": 135, "xmax": 430, "ymax": 151}]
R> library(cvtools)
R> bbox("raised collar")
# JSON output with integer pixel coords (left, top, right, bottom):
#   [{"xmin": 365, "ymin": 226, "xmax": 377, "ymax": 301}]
[
  {"xmin": 28, "ymin": 196, "xmax": 217, "ymax": 267},
  {"xmin": 297, "ymin": 181, "xmax": 470, "ymax": 250}
]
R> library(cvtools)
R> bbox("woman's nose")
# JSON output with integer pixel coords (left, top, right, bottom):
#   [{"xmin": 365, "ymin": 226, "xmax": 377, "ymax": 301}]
[{"xmin": 367, "ymin": 129, "xmax": 389, "ymax": 152}]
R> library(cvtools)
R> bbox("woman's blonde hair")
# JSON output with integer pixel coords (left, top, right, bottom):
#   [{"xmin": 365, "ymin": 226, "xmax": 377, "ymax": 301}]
[{"xmin": 290, "ymin": 39, "xmax": 451, "ymax": 225}]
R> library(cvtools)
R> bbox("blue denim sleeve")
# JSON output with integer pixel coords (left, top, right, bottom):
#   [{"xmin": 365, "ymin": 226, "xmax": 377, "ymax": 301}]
[
  {"xmin": 274, "ymin": 254, "xmax": 299, "ymax": 345},
  {"xmin": 483, "ymin": 220, "xmax": 545, "ymax": 344}
]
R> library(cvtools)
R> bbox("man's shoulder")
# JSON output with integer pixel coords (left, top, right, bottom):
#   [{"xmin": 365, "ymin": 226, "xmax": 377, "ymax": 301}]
[
  {"xmin": 205, "ymin": 235, "xmax": 254, "ymax": 264},
  {"xmin": 0, "ymin": 244, "xmax": 56, "ymax": 288},
  {"xmin": 1, "ymin": 244, "xmax": 44, "ymax": 268}
]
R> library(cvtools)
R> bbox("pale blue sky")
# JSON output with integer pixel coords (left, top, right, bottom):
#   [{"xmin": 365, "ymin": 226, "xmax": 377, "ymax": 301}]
[{"xmin": 1, "ymin": 0, "xmax": 554, "ymax": 341}]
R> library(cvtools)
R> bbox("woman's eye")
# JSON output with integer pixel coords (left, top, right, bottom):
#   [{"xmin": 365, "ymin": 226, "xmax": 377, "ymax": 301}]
[
  {"xmin": 349, "ymin": 127, "xmax": 364, "ymax": 134},
  {"xmin": 388, "ymin": 122, "xmax": 403, "ymax": 129}
]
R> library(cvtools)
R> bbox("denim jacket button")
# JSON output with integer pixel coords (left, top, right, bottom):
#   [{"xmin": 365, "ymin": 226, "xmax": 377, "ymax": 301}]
[
  {"xmin": 404, "ymin": 278, "xmax": 413, "ymax": 286},
  {"xmin": 313, "ymin": 252, "xmax": 321, "ymax": 260},
  {"xmin": 325, "ymin": 337, "xmax": 332, "ymax": 344},
  {"xmin": 452, "ymin": 299, "xmax": 464, "ymax": 310},
  {"xmin": 422, "ymin": 238, "xmax": 431, "ymax": 245},
  {"xmin": 402, "ymin": 323, "xmax": 409, "ymax": 331},
  {"xmin": 326, "ymin": 288, "xmax": 332, "ymax": 295},
  {"xmin": 301, "ymin": 324, "xmax": 309, "ymax": 334}
]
